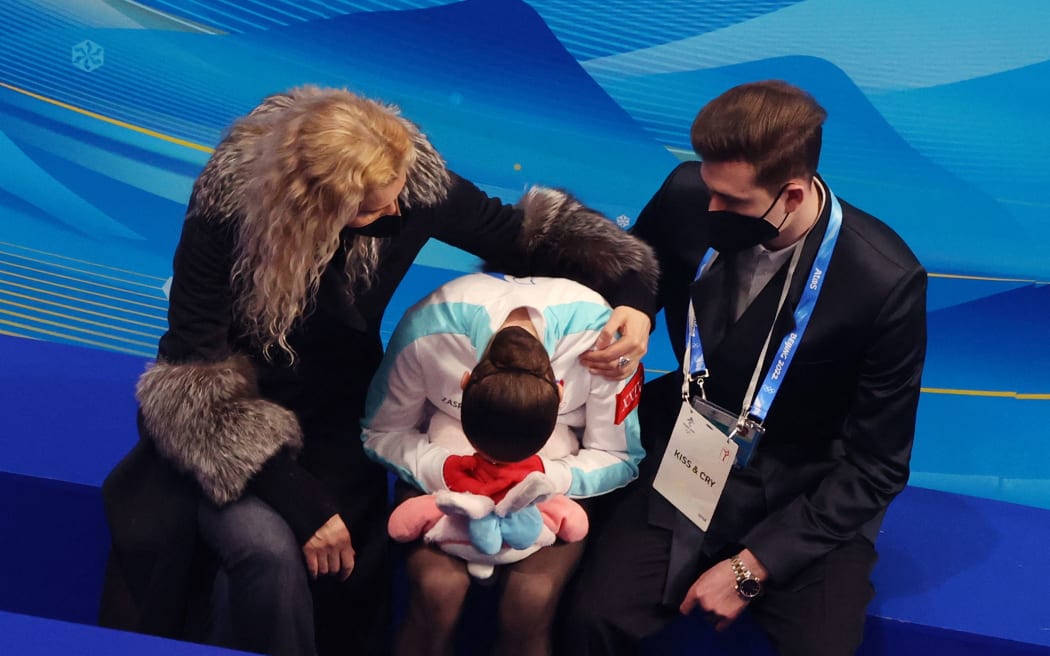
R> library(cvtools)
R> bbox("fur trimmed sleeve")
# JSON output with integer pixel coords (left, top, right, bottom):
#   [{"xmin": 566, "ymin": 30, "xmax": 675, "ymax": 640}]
[
  {"xmin": 490, "ymin": 187, "xmax": 659, "ymax": 307},
  {"xmin": 136, "ymin": 355, "xmax": 303, "ymax": 506},
  {"xmin": 398, "ymin": 122, "xmax": 452, "ymax": 210}
]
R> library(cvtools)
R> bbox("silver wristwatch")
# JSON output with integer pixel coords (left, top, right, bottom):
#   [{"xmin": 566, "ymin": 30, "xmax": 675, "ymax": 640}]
[{"xmin": 730, "ymin": 556, "xmax": 763, "ymax": 600}]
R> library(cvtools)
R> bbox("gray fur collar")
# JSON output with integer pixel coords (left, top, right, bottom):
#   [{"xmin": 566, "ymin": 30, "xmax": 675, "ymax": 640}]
[
  {"xmin": 490, "ymin": 186, "xmax": 658, "ymax": 299},
  {"xmin": 400, "ymin": 125, "xmax": 451, "ymax": 209},
  {"xmin": 136, "ymin": 355, "xmax": 303, "ymax": 505}
]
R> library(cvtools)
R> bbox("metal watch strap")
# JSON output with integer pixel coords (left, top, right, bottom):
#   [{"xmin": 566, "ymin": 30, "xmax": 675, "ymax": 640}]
[{"xmin": 730, "ymin": 556, "xmax": 762, "ymax": 599}]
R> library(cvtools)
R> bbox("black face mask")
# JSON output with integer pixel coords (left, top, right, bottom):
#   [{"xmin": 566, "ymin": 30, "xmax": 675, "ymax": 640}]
[
  {"xmin": 344, "ymin": 212, "xmax": 403, "ymax": 238},
  {"xmin": 706, "ymin": 184, "xmax": 790, "ymax": 252}
]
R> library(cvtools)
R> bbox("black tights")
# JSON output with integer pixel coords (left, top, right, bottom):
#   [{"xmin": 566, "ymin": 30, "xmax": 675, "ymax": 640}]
[{"xmin": 395, "ymin": 538, "xmax": 586, "ymax": 656}]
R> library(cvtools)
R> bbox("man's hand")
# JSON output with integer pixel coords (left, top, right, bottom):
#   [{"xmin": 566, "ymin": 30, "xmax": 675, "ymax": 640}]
[
  {"xmin": 303, "ymin": 514, "xmax": 355, "ymax": 581},
  {"xmin": 579, "ymin": 306, "xmax": 651, "ymax": 381},
  {"xmin": 679, "ymin": 550, "xmax": 768, "ymax": 631}
]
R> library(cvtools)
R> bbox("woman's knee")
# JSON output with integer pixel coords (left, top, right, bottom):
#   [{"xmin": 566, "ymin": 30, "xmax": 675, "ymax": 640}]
[
  {"xmin": 200, "ymin": 496, "xmax": 302, "ymax": 574},
  {"xmin": 407, "ymin": 557, "xmax": 471, "ymax": 629},
  {"xmin": 229, "ymin": 543, "xmax": 306, "ymax": 604},
  {"xmin": 214, "ymin": 518, "xmax": 305, "ymax": 591},
  {"xmin": 500, "ymin": 572, "xmax": 560, "ymax": 633},
  {"xmin": 500, "ymin": 540, "xmax": 583, "ymax": 633}
]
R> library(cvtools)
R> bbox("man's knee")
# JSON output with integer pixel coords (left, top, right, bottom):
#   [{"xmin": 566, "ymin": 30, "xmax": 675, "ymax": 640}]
[
  {"xmin": 779, "ymin": 583, "xmax": 870, "ymax": 656},
  {"xmin": 773, "ymin": 617, "xmax": 867, "ymax": 656},
  {"xmin": 562, "ymin": 576, "xmax": 656, "ymax": 646},
  {"xmin": 757, "ymin": 542, "xmax": 875, "ymax": 656},
  {"xmin": 558, "ymin": 590, "xmax": 652, "ymax": 656}
]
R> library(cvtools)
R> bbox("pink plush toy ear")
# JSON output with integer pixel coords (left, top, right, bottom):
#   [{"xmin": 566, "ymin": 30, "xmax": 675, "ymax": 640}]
[
  {"xmin": 388, "ymin": 495, "xmax": 445, "ymax": 543},
  {"xmin": 536, "ymin": 495, "xmax": 589, "ymax": 543}
]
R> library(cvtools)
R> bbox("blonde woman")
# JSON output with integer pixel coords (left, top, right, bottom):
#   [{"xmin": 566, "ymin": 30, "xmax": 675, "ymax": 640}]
[{"xmin": 99, "ymin": 86, "xmax": 656, "ymax": 656}]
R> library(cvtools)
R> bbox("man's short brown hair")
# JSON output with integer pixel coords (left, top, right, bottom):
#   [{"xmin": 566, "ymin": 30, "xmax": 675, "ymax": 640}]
[{"xmin": 691, "ymin": 80, "xmax": 827, "ymax": 191}]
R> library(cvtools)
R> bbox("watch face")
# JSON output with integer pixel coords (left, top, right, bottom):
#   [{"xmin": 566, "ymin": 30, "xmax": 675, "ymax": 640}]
[{"xmin": 738, "ymin": 577, "xmax": 762, "ymax": 599}]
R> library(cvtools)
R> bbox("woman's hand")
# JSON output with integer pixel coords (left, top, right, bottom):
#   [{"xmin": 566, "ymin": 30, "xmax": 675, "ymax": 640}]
[
  {"xmin": 303, "ymin": 513, "xmax": 355, "ymax": 581},
  {"xmin": 579, "ymin": 306, "xmax": 651, "ymax": 381}
]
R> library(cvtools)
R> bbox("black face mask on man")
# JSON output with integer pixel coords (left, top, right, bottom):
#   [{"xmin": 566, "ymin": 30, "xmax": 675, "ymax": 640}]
[{"xmin": 706, "ymin": 184, "xmax": 790, "ymax": 252}]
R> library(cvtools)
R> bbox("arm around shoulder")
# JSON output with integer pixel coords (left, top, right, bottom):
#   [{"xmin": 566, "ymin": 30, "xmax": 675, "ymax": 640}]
[{"xmin": 430, "ymin": 175, "xmax": 659, "ymax": 315}]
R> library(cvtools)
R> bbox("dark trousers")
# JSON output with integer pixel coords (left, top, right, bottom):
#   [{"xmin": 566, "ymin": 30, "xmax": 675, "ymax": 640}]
[
  {"xmin": 560, "ymin": 481, "xmax": 877, "ymax": 656},
  {"xmin": 198, "ymin": 494, "xmax": 390, "ymax": 656}
]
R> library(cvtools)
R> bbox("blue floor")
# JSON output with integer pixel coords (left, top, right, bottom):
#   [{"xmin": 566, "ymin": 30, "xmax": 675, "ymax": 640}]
[{"xmin": 0, "ymin": 611, "xmax": 252, "ymax": 656}]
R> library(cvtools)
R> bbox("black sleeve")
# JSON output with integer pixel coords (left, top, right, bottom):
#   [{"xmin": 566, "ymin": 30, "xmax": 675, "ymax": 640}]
[
  {"xmin": 628, "ymin": 163, "xmax": 714, "ymax": 358},
  {"xmin": 427, "ymin": 172, "xmax": 529, "ymax": 271},
  {"xmin": 744, "ymin": 266, "xmax": 928, "ymax": 581},
  {"xmin": 248, "ymin": 452, "xmax": 341, "ymax": 545},
  {"xmin": 629, "ymin": 161, "xmax": 709, "ymax": 319},
  {"xmin": 157, "ymin": 213, "xmax": 238, "ymax": 363},
  {"xmin": 629, "ymin": 175, "xmax": 672, "ymax": 318}
]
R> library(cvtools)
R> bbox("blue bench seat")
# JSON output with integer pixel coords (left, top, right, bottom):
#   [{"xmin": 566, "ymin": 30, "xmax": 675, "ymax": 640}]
[{"xmin": 2, "ymin": 333, "xmax": 1049, "ymax": 655}]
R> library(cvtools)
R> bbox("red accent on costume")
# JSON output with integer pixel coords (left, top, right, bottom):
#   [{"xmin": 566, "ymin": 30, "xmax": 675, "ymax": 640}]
[
  {"xmin": 442, "ymin": 454, "xmax": 545, "ymax": 503},
  {"xmin": 614, "ymin": 364, "xmax": 644, "ymax": 425}
]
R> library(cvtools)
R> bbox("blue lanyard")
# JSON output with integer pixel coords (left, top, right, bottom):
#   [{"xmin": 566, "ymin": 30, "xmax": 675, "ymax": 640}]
[
  {"xmin": 684, "ymin": 189, "xmax": 843, "ymax": 423},
  {"xmin": 685, "ymin": 248, "xmax": 719, "ymax": 379}
]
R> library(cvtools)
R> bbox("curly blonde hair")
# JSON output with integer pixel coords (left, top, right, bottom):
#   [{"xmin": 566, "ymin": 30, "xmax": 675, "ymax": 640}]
[{"xmin": 228, "ymin": 87, "xmax": 417, "ymax": 360}]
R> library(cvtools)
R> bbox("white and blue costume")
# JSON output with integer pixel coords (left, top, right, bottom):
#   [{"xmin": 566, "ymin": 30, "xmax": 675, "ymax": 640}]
[{"xmin": 362, "ymin": 273, "xmax": 644, "ymax": 498}]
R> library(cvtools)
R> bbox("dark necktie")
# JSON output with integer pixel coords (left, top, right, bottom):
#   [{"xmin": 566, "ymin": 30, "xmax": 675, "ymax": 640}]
[{"xmin": 689, "ymin": 253, "xmax": 737, "ymax": 355}]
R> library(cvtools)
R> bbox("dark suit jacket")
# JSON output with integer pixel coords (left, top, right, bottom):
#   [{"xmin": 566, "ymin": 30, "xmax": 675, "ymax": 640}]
[{"xmin": 633, "ymin": 162, "xmax": 927, "ymax": 586}]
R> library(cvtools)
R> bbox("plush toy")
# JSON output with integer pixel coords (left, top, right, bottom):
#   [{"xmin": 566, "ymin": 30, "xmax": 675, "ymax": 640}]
[
  {"xmin": 388, "ymin": 466, "xmax": 589, "ymax": 580},
  {"xmin": 388, "ymin": 351, "xmax": 591, "ymax": 578}
]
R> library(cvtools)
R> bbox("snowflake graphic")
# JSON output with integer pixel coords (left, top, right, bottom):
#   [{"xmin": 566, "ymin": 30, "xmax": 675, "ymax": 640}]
[
  {"xmin": 72, "ymin": 40, "xmax": 104, "ymax": 72},
  {"xmin": 615, "ymin": 214, "xmax": 631, "ymax": 229}
]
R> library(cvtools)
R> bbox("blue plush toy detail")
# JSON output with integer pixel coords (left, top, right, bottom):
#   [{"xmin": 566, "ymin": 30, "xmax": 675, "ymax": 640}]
[{"xmin": 468, "ymin": 506, "xmax": 544, "ymax": 555}]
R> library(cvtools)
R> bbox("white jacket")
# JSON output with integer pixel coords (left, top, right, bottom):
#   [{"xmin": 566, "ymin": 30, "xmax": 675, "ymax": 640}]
[{"xmin": 361, "ymin": 273, "xmax": 643, "ymax": 498}]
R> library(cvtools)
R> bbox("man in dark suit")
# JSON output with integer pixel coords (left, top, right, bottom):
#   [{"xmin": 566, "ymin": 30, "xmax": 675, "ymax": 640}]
[{"xmin": 562, "ymin": 81, "xmax": 927, "ymax": 655}]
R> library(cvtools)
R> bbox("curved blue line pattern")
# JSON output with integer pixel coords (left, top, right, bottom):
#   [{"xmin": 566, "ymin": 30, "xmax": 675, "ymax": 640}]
[
  {"xmin": 0, "ymin": 0, "xmax": 1047, "ymax": 508},
  {"xmin": 515, "ymin": 1, "xmax": 803, "ymax": 61},
  {"xmin": 139, "ymin": 0, "xmax": 458, "ymax": 33}
]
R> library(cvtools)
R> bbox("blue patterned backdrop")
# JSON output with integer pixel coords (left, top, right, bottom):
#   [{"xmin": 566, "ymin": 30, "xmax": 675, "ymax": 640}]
[{"xmin": 1, "ymin": 0, "xmax": 1047, "ymax": 509}]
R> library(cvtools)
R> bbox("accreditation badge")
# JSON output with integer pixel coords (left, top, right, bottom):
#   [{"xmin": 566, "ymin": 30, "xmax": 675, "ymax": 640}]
[
  {"xmin": 653, "ymin": 401, "xmax": 738, "ymax": 532},
  {"xmin": 690, "ymin": 397, "xmax": 765, "ymax": 469}
]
